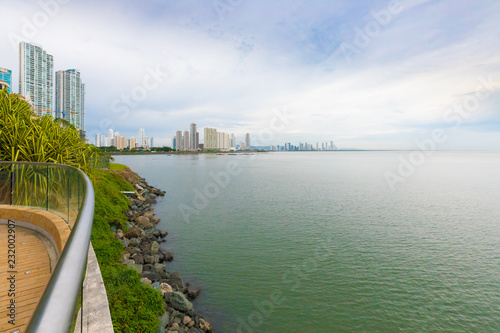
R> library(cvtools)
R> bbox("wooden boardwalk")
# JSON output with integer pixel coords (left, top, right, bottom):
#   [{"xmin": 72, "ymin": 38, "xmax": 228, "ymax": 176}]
[{"xmin": 0, "ymin": 225, "xmax": 52, "ymax": 333}]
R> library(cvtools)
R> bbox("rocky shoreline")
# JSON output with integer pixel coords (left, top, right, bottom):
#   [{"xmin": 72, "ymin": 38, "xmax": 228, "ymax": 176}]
[{"xmin": 111, "ymin": 170, "xmax": 213, "ymax": 333}]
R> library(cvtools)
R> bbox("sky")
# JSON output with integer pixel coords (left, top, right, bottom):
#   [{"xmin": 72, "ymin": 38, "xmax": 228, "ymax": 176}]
[{"xmin": 1, "ymin": 0, "xmax": 499, "ymax": 149}]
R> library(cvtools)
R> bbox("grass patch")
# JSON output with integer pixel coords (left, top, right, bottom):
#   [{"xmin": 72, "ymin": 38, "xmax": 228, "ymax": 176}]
[
  {"xmin": 109, "ymin": 163, "xmax": 129, "ymax": 171},
  {"xmin": 91, "ymin": 169, "xmax": 164, "ymax": 332}
]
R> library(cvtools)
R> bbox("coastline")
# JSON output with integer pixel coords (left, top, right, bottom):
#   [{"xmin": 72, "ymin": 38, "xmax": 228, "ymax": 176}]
[{"xmin": 110, "ymin": 165, "xmax": 214, "ymax": 333}]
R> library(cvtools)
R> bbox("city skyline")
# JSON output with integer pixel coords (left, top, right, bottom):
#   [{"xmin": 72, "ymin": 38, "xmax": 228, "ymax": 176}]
[{"xmin": 1, "ymin": 1, "xmax": 499, "ymax": 149}]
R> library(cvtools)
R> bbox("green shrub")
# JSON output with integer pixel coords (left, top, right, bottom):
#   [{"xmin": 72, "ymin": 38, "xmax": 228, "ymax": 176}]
[{"xmin": 91, "ymin": 169, "xmax": 164, "ymax": 332}]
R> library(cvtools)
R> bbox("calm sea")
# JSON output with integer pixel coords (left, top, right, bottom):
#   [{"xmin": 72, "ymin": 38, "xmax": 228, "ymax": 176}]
[{"xmin": 114, "ymin": 152, "xmax": 500, "ymax": 332}]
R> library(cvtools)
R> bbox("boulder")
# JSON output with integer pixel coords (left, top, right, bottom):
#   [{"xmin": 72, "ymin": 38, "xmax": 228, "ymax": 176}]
[
  {"xmin": 129, "ymin": 237, "xmax": 141, "ymax": 247},
  {"xmin": 116, "ymin": 230, "xmax": 124, "ymax": 239},
  {"xmin": 160, "ymin": 283, "xmax": 173, "ymax": 295},
  {"xmin": 144, "ymin": 210, "xmax": 155, "ymax": 218},
  {"xmin": 126, "ymin": 227, "xmax": 140, "ymax": 238},
  {"xmin": 187, "ymin": 287, "xmax": 201, "ymax": 300},
  {"xmin": 154, "ymin": 263, "xmax": 166, "ymax": 273},
  {"xmin": 140, "ymin": 277, "xmax": 152, "ymax": 285},
  {"xmin": 163, "ymin": 251, "xmax": 174, "ymax": 262},
  {"xmin": 183, "ymin": 316, "xmax": 192, "ymax": 326},
  {"xmin": 168, "ymin": 272, "xmax": 184, "ymax": 290},
  {"xmin": 144, "ymin": 255, "xmax": 155, "ymax": 264},
  {"xmin": 160, "ymin": 230, "xmax": 168, "ymax": 238},
  {"xmin": 134, "ymin": 254, "xmax": 144, "ymax": 265},
  {"xmin": 151, "ymin": 217, "xmax": 161, "ymax": 224},
  {"xmin": 142, "ymin": 270, "xmax": 160, "ymax": 282},
  {"xmin": 199, "ymin": 318, "xmax": 212, "ymax": 332},
  {"xmin": 127, "ymin": 263, "xmax": 143, "ymax": 274},
  {"xmin": 151, "ymin": 241, "xmax": 160, "ymax": 254},
  {"xmin": 124, "ymin": 246, "xmax": 142, "ymax": 255},
  {"xmin": 167, "ymin": 292, "xmax": 193, "ymax": 312},
  {"xmin": 157, "ymin": 312, "xmax": 170, "ymax": 333},
  {"xmin": 136, "ymin": 216, "xmax": 154, "ymax": 229}
]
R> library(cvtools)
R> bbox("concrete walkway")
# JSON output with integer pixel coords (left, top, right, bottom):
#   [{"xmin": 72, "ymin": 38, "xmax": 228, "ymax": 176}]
[{"xmin": 75, "ymin": 244, "xmax": 114, "ymax": 333}]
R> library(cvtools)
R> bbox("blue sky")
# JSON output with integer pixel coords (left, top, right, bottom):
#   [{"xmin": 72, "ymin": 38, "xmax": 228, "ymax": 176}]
[{"xmin": 1, "ymin": 0, "xmax": 499, "ymax": 149}]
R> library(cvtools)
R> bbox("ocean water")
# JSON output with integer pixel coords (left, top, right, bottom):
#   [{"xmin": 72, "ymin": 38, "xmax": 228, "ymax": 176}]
[{"xmin": 114, "ymin": 152, "xmax": 500, "ymax": 332}]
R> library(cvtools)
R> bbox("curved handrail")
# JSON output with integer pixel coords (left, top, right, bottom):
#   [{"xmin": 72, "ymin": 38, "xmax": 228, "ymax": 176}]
[{"xmin": 0, "ymin": 161, "xmax": 94, "ymax": 332}]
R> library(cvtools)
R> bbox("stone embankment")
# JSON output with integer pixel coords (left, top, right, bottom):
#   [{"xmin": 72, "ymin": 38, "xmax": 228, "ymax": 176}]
[{"xmin": 111, "ymin": 171, "xmax": 213, "ymax": 333}]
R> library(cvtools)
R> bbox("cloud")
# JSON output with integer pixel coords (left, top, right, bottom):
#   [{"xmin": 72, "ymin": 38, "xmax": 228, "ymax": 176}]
[{"xmin": 1, "ymin": 0, "xmax": 499, "ymax": 149}]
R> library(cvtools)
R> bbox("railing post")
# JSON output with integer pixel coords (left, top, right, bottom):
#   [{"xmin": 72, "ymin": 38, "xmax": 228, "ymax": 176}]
[
  {"xmin": 10, "ymin": 164, "xmax": 13, "ymax": 206},
  {"xmin": 46, "ymin": 165, "xmax": 49, "ymax": 211}
]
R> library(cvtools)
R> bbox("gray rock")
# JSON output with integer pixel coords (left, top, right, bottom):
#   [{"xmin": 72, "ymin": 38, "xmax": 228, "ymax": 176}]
[
  {"xmin": 151, "ymin": 241, "xmax": 160, "ymax": 254},
  {"xmin": 110, "ymin": 226, "xmax": 117, "ymax": 232},
  {"xmin": 120, "ymin": 239, "xmax": 128, "ymax": 247},
  {"xmin": 187, "ymin": 287, "xmax": 201, "ymax": 300},
  {"xmin": 144, "ymin": 255, "xmax": 155, "ymax": 264},
  {"xmin": 152, "ymin": 281, "xmax": 161, "ymax": 291},
  {"xmin": 154, "ymin": 263, "xmax": 166, "ymax": 273},
  {"xmin": 160, "ymin": 230, "xmax": 168, "ymax": 238},
  {"xmin": 126, "ymin": 227, "xmax": 140, "ymax": 238},
  {"xmin": 168, "ymin": 272, "xmax": 184, "ymax": 290},
  {"xmin": 167, "ymin": 291, "xmax": 193, "ymax": 312},
  {"xmin": 134, "ymin": 254, "xmax": 144, "ymax": 265},
  {"xmin": 142, "ymin": 270, "xmax": 160, "ymax": 282},
  {"xmin": 129, "ymin": 237, "xmax": 141, "ymax": 247},
  {"xmin": 164, "ymin": 251, "xmax": 174, "ymax": 262},
  {"xmin": 136, "ymin": 216, "xmax": 154, "ymax": 229},
  {"xmin": 157, "ymin": 312, "xmax": 170, "ymax": 332},
  {"xmin": 127, "ymin": 263, "xmax": 143, "ymax": 274}
]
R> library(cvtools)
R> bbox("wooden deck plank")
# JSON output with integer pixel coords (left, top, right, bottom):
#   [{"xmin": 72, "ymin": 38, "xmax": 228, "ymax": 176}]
[{"xmin": 0, "ymin": 225, "xmax": 52, "ymax": 333}]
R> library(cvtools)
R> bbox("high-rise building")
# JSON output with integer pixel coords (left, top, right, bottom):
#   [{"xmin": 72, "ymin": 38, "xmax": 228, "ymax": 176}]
[
  {"xmin": 172, "ymin": 137, "xmax": 177, "ymax": 150},
  {"xmin": 183, "ymin": 130, "xmax": 190, "ymax": 150},
  {"xmin": 245, "ymin": 133, "xmax": 251, "ymax": 150},
  {"xmin": 0, "ymin": 67, "xmax": 12, "ymax": 93},
  {"xmin": 116, "ymin": 136, "xmax": 127, "ymax": 150},
  {"xmin": 204, "ymin": 128, "xmax": 217, "ymax": 150},
  {"xmin": 19, "ymin": 42, "xmax": 54, "ymax": 117},
  {"xmin": 129, "ymin": 137, "xmax": 136, "ymax": 149},
  {"xmin": 190, "ymin": 122, "xmax": 197, "ymax": 150},
  {"xmin": 137, "ymin": 129, "xmax": 145, "ymax": 148},
  {"xmin": 95, "ymin": 134, "xmax": 101, "ymax": 147},
  {"xmin": 55, "ymin": 69, "xmax": 85, "ymax": 131},
  {"xmin": 176, "ymin": 130, "xmax": 182, "ymax": 151},
  {"xmin": 230, "ymin": 134, "xmax": 236, "ymax": 149}
]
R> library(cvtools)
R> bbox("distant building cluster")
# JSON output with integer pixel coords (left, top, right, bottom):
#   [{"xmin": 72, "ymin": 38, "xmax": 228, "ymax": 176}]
[
  {"xmin": 95, "ymin": 128, "xmax": 153, "ymax": 150},
  {"xmin": 270, "ymin": 141, "xmax": 338, "ymax": 151},
  {"xmin": 173, "ymin": 122, "xmax": 250, "ymax": 151},
  {"xmin": 1, "ymin": 42, "xmax": 86, "ymax": 135}
]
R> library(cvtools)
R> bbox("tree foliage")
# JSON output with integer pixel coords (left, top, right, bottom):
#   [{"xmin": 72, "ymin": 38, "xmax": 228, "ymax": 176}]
[{"xmin": 0, "ymin": 88, "xmax": 105, "ymax": 177}]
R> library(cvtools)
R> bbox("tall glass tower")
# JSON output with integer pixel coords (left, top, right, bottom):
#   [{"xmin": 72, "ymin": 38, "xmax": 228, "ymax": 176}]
[
  {"xmin": 19, "ymin": 42, "xmax": 54, "ymax": 117},
  {"xmin": 0, "ymin": 67, "xmax": 12, "ymax": 93},
  {"xmin": 55, "ymin": 69, "xmax": 85, "ymax": 131}
]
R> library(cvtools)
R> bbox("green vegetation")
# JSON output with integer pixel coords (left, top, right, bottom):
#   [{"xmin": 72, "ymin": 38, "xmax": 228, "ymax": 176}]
[
  {"xmin": 0, "ymin": 89, "xmax": 105, "ymax": 178},
  {"xmin": 1, "ymin": 89, "xmax": 163, "ymax": 331},
  {"xmin": 91, "ymin": 169, "xmax": 164, "ymax": 332},
  {"xmin": 109, "ymin": 162, "xmax": 128, "ymax": 171}
]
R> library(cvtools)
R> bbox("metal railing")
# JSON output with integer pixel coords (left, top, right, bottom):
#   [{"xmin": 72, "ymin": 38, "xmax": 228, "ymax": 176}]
[{"xmin": 0, "ymin": 161, "xmax": 95, "ymax": 332}]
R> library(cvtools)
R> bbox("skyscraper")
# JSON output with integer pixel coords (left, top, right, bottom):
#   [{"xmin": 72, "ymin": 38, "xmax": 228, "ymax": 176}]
[
  {"xmin": 19, "ymin": 42, "xmax": 54, "ymax": 117},
  {"xmin": 0, "ymin": 67, "xmax": 12, "ymax": 93},
  {"xmin": 190, "ymin": 122, "xmax": 197, "ymax": 150},
  {"xmin": 245, "ymin": 133, "xmax": 251, "ymax": 150},
  {"xmin": 176, "ymin": 130, "xmax": 182, "ymax": 151},
  {"xmin": 55, "ymin": 69, "xmax": 85, "ymax": 131},
  {"xmin": 138, "ymin": 128, "xmax": 145, "ymax": 148},
  {"xmin": 204, "ymin": 128, "xmax": 217, "ymax": 150},
  {"xmin": 129, "ymin": 137, "xmax": 136, "ymax": 149},
  {"xmin": 183, "ymin": 130, "xmax": 190, "ymax": 150}
]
